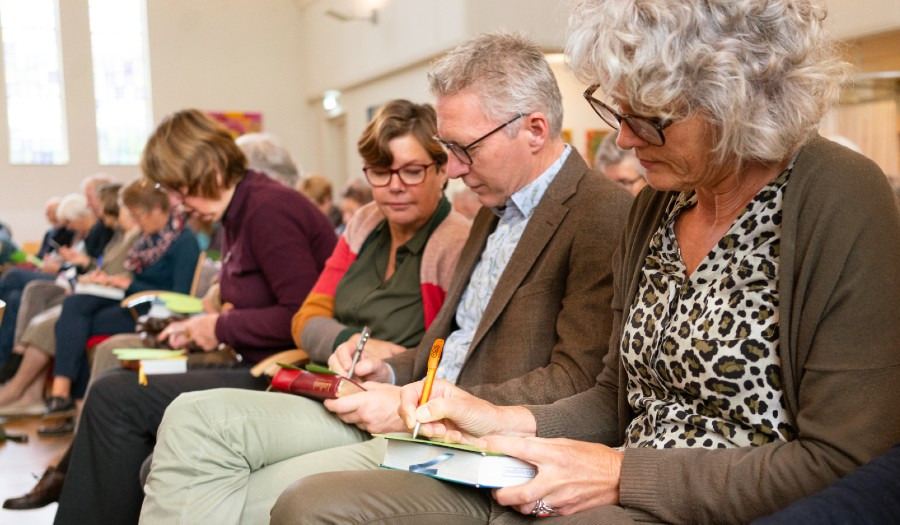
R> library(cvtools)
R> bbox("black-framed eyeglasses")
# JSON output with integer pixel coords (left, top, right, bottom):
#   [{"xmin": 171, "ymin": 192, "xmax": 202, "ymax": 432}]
[
  {"xmin": 362, "ymin": 162, "xmax": 436, "ymax": 187},
  {"xmin": 582, "ymin": 85, "xmax": 672, "ymax": 146},
  {"xmin": 433, "ymin": 113, "xmax": 525, "ymax": 165}
]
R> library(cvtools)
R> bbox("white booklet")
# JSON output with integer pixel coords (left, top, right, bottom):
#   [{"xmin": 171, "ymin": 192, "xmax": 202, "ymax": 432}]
[
  {"xmin": 74, "ymin": 282, "xmax": 126, "ymax": 300},
  {"xmin": 376, "ymin": 433, "xmax": 536, "ymax": 488},
  {"xmin": 112, "ymin": 348, "xmax": 188, "ymax": 376}
]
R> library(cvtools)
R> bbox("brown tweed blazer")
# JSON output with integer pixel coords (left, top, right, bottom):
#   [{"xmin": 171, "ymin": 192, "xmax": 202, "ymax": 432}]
[{"xmin": 387, "ymin": 150, "xmax": 633, "ymax": 406}]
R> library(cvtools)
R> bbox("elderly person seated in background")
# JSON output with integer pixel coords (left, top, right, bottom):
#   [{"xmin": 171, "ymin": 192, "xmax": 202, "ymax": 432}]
[
  {"xmin": 235, "ymin": 132, "xmax": 301, "ymax": 188},
  {"xmin": 279, "ymin": 1, "xmax": 900, "ymax": 523},
  {"xmin": 51, "ymin": 108, "xmax": 337, "ymax": 524},
  {"xmin": 0, "ymin": 183, "xmax": 135, "ymax": 420},
  {"xmin": 594, "ymin": 131, "xmax": 646, "ymax": 196},
  {"xmin": 41, "ymin": 179, "xmax": 200, "ymax": 417},
  {"xmin": 140, "ymin": 98, "xmax": 472, "ymax": 523},
  {"xmin": 0, "ymin": 192, "xmax": 105, "ymax": 369},
  {"xmin": 35, "ymin": 196, "xmax": 75, "ymax": 260}
]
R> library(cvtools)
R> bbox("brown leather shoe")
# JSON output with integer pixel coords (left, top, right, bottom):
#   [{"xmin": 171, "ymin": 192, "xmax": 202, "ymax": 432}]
[{"xmin": 2, "ymin": 466, "xmax": 65, "ymax": 509}]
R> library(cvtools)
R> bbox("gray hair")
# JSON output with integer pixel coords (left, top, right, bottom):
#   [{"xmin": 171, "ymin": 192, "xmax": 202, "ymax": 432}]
[
  {"xmin": 235, "ymin": 133, "xmax": 300, "ymax": 188},
  {"xmin": 566, "ymin": 0, "xmax": 851, "ymax": 165},
  {"xmin": 594, "ymin": 132, "xmax": 639, "ymax": 171},
  {"xmin": 428, "ymin": 31, "xmax": 564, "ymax": 138},
  {"xmin": 57, "ymin": 193, "xmax": 92, "ymax": 222},
  {"xmin": 80, "ymin": 172, "xmax": 114, "ymax": 196}
]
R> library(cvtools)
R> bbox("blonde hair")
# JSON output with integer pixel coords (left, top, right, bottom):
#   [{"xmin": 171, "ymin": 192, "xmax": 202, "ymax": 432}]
[{"xmin": 298, "ymin": 175, "xmax": 333, "ymax": 206}]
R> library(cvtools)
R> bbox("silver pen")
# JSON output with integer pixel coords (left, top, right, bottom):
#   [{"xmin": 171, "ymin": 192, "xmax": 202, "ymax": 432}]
[{"xmin": 346, "ymin": 326, "xmax": 370, "ymax": 380}]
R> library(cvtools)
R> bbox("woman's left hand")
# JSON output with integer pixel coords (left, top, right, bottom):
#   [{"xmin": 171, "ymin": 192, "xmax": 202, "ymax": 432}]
[
  {"xmin": 161, "ymin": 314, "xmax": 220, "ymax": 351},
  {"xmin": 481, "ymin": 436, "xmax": 623, "ymax": 517}
]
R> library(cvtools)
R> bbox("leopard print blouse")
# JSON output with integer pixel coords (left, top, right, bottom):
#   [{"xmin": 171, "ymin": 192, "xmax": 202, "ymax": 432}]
[{"xmin": 622, "ymin": 169, "xmax": 797, "ymax": 449}]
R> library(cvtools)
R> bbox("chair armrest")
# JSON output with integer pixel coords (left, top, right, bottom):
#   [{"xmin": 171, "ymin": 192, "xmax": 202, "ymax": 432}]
[{"xmin": 249, "ymin": 349, "xmax": 309, "ymax": 378}]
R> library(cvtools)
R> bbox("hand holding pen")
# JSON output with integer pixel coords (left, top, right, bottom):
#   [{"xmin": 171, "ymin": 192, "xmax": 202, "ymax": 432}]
[
  {"xmin": 412, "ymin": 338, "xmax": 444, "ymax": 439},
  {"xmin": 346, "ymin": 326, "xmax": 370, "ymax": 380}
]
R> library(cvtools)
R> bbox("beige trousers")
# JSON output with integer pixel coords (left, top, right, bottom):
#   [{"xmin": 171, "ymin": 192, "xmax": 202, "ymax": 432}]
[{"xmin": 139, "ymin": 388, "xmax": 379, "ymax": 525}]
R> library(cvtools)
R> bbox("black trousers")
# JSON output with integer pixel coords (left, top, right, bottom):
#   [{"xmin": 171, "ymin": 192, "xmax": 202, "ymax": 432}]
[{"xmin": 54, "ymin": 367, "xmax": 269, "ymax": 525}]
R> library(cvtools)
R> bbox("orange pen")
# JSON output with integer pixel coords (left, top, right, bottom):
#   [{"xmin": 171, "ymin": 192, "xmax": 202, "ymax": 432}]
[{"xmin": 412, "ymin": 338, "xmax": 444, "ymax": 439}]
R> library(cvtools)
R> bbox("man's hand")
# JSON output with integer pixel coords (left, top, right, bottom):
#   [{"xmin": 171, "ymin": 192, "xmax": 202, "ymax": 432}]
[{"xmin": 323, "ymin": 383, "xmax": 406, "ymax": 433}]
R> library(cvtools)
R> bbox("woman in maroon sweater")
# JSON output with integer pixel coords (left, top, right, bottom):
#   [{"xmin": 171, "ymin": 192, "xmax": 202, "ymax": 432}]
[{"xmin": 49, "ymin": 109, "xmax": 336, "ymax": 524}]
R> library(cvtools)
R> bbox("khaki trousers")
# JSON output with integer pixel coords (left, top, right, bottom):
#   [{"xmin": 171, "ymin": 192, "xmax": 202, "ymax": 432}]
[{"xmin": 140, "ymin": 388, "xmax": 377, "ymax": 525}]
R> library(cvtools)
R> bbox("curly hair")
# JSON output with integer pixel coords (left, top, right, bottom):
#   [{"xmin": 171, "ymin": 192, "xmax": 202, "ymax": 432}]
[
  {"xmin": 428, "ymin": 31, "xmax": 564, "ymax": 139},
  {"xmin": 566, "ymin": 0, "xmax": 851, "ymax": 165}
]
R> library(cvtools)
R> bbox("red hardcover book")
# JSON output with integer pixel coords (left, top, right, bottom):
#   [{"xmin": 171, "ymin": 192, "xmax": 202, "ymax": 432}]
[{"xmin": 269, "ymin": 369, "xmax": 366, "ymax": 400}]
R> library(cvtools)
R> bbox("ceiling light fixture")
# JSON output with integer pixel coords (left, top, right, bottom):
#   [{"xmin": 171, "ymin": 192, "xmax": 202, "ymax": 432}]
[{"xmin": 325, "ymin": 9, "xmax": 378, "ymax": 25}]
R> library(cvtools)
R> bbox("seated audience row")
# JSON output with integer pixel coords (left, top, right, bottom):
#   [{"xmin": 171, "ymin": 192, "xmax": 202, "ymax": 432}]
[
  {"xmin": 0, "ymin": 174, "xmax": 115, "ymax": 370},
  {"xmin": 269, "ymin": 2, "xmax": 899, "ymax": 523},
  {"xmin": 7, "ymin": 0, "xmax": 900, "ymax": 521},
  {"xmin": 0, "ymin": 182, "xmax": 137, "ymax": 418},
  {"xmin": 139, "ymin": 34, "xmax": 632, "ymax": 522}
]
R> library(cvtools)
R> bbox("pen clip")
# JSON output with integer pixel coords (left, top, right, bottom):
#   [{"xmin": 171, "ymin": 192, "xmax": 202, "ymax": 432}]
[{"xmin": 346, "ymin": 325, "xmax": 370, "ymax": 381}]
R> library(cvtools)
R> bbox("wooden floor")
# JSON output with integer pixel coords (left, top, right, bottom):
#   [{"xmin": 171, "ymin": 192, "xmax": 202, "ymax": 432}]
[{"xmin": 0, "ymin": 415, "xmax": 71, "ymax": 524}]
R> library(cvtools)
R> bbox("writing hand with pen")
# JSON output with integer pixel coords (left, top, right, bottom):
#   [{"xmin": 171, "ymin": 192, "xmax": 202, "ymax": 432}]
[
  {"xmin": 327, "ymin": 331, "xmax": 405, "ymax": 383},
  {"xmin": 323, "ymin": 327, "xmax": 408, "ymax": 433},
  {"xmin": 397, "ymin": 378, "xmax": 623, "ymax": 518}
]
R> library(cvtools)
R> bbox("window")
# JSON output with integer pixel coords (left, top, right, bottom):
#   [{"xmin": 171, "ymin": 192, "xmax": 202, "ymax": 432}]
[
  {"xmin": 0, "ymin": 0, "xmax": 68, "ymax": 164},
  {"xmin": 88, "ymin": 0, "xmax": 152, "ymax": 165}
]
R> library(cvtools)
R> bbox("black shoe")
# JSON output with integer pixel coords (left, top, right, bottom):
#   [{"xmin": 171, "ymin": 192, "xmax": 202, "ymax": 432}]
[
  {"xmin": 0, "ymin": 353, "xmax": 23, "ymax": 383},
  {"xmin": 42, "ymin": 396, "xmax": 75, "ymax": 418},
  {"xmin": 2, "ymin": 466, "xmax": 65, "ymax": 509},
  {"xmin": 38, "ymin": 417, "xmax": 74, "ymax": 437}
]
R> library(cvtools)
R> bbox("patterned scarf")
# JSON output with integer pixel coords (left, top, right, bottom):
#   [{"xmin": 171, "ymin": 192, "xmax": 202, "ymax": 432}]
[{"xmin": 125, "ymin": 211, "xmax": 185, "ymax": 273}]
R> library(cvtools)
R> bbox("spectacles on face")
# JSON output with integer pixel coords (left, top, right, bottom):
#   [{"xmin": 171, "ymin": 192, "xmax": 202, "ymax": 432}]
[
  {"xmin": 582, "ymin": 85, "xmax": 672, "ymax": 146},
  {"xmin": 362, "ymin": 162, "xmax": 436, "ymax": 187},
  {"xmin": 433, "ymin": 113, "xmax": 525, "ymax": 165}
]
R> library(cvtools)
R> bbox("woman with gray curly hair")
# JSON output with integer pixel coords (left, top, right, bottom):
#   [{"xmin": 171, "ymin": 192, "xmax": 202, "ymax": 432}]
[{"xmin": 276, "ymin": 1, "xmax": 900, "ymax": 523}]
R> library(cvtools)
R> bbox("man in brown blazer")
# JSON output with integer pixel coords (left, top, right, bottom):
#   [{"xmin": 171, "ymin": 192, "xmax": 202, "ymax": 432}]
[{"xmin": 139, "ymin": 32, "xmax": 632, "ymax": 523}]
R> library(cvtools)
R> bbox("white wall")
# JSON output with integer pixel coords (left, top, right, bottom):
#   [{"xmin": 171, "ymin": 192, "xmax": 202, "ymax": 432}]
[
  {"xmin": 826, "ymin": 0, "xmax": 900, "ymax": 38},
  {"xmin": 1, "ymin": 0, "xmax": 311, "ymax": 244},
  {"xmin": 1, "ymin": 0, "xmax": 898, "ymax": 244},
  {"xmin": 298, "ymin": 0, "xmax": 572, "ymax": 186}
]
